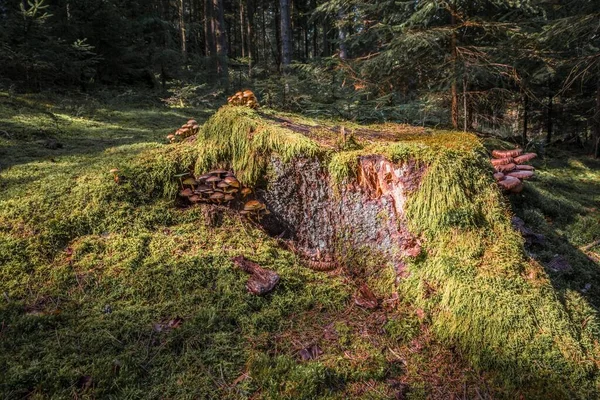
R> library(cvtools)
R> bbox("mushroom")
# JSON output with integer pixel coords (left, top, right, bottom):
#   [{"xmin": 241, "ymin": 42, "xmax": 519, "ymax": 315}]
[
  {"xmin": 210, "ymin": 192, "xmax": 225, "ymax": 203},
  {"xmin": 507, "ymin": 170, "xmax": 534, "ymax": 180},
  {"xmin": 241, "ymin": 188, "xmax": 252, "ymax": 197},
  {"xmin": 197, "ymin": 173, "xmax": 212, "ymax": 182},
  {"xmin": 244, "ymin": 200, "xmax": 264, "ymax": 211},
  {"xmin": 217, "ymin": 181, "xmax": 230, "ymax": 189},
  {"xmin": 110, "ymin": 168, "xmax": 120, "ymax": 183},
  {"xmin": 209, "ymin": 168, "xmax": 228, "ymax": 177},
  {"xmin": 513, "ymin": 153, "xmax": 537, "ymax": 164},
  {"xmin": 182, "ymin": 177, "xmax": 197, "ymax": 187},
  {"xmin": 223, "ymin": 176, "xmax": 240, "ymax": 188},
  {"xmin": 206, "ymin": 176, "xmax": 221, "ymax": 189},
  {"xmin": 491, "ymin": 157, "xmax": 513, "ymax": 166},
  {"xmin": 167, "ymin": 134, "xmax": 176, "ymax": 143},
  {"xmin": 495, "ymin": 163, "xmax": 516, "ymax": 173},
  {"xmin": 223, "ymin": 194, "xmax": 235, "ymax": 202},
  {"xmin": 187, "ymin": 119, "xmax": 197, "ymax": 125},
  {"xmin": 180, "ymin": 188, "xmax": 193, "ymax": 197},
  {"xmin": 492, "ymin": 149, "xmax": 523, "ymax": 159},
  {"xmin": 497, "ymin": 176, "xmax": 521, "ymax": 191},
  {"xmin": 196, "ymin": 185, "xmax": 211, "ymax": 193},
  {"xmin": 510, "ymin": 182, "xmax": 524, "ymax": 193},
  {"xmin": 189, "ymin": 195, "xmax": 201, "ymax": 203},
  {"xmin": 493, "ymin": 172, "xmax": 505, "ymax": 182},
  {"xmin": 516, "ymin": 164, "xmax": 534, "ymax": 171}
]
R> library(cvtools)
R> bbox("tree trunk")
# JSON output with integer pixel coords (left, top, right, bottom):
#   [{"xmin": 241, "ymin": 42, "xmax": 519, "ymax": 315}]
[
  {"xmin": 522, "ymin": 93, "xmax": 529, "ymax": 147},
  {"xmin": 463, "ymin": 74, "xmax": 468, "ymax": 132},
  {"xmin": 337, "ymin": 8, "xmax": 348, "ymax": 60},
  {"xmin": 594, "ymin": 80, "xmax": 600, "ymax": 158},
  {"xmin": 204, "ymin": 0, "xmax": 216, "ymax": 58},
  {"xmin": 450, "ymin": 2, "xmax": 459, "ymax": 129},
  {"xmin": 179, "ymin": 0, "xmax": 187, "ymax": 59},
  {"xmin": 213, "ymin": 0, "xmax": 228, "ymax": 81},
  {"xmin": 322, "ymin": 17, "xmax": 329, "ymax": 57},
  {"xmin": 546, "ymin": 95, "xmax": 553, "ymax": 145},
  {"xmin": 280, "ymin": 0, "xmax": 292, "ymax": 69},
  {"xmin": 246, "ymin": 0, "xmax": 256, "ymax": 72},
  {"xmin": 240, "ymin": 0, "xmax": 245, "ymax": 58}
]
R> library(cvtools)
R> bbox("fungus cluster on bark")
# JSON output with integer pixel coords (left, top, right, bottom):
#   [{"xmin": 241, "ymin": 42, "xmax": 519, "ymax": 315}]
[
  {"xmin": 176, "ymin": 169, "xmax": 268, "ymax": 219},
  {"xmin": 491, "ymin": 148, "xmax": 537, "ymax": 193},
  {"xmin": 167, "ymin": 119, "xmax": 200, "ymax": 143},
  {"xmin": 227, "ymin": 90, "xmax": 259, "ymax": 109}
]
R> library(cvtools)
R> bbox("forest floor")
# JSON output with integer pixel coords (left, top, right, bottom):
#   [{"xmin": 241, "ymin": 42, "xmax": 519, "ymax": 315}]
[{"xmin": 0, "ymin": 90, "xmax": 599, "ymax": 399}]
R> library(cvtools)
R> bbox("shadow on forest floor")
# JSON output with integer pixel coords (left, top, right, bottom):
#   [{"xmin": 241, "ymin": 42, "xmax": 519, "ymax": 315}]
[
  {"xmin": 0, "ymin": 91, "xmax": 214, "ymax": 171},
  {"xmin": 509, "ymin": 150, "xmax": 600, "ymax": 308}
]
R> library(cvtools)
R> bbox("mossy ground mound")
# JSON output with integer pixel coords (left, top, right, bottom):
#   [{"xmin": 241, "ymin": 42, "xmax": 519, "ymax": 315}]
[{"xmin": 1, "ymin": 94, "xmax": 599, "ymax": 398}]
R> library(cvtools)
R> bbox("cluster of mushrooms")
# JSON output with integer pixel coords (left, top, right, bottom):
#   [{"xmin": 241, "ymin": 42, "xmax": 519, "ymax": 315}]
[
  {"xmin": 227, "ymin": 90, "xmax": 259, "ymax": 109},
  {"xmin": 167, "ymin": 119, "xmax": 200, "ymax": 143},
  {"xmin": 176, "ymin": 169, "xmax": 269, "ymax": 218},
  {"xmin": 491, "ymin": 148, "xmax": 537, "ymax": 193}
]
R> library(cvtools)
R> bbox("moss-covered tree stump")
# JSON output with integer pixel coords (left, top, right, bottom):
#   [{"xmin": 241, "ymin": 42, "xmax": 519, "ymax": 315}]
[{"xmin": 179, "ymin": 106, "xmax": 600, "ymax": 398}]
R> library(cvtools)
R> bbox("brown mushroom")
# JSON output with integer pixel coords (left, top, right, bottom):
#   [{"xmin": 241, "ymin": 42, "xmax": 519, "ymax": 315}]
[
  {"xmin": 210, "ymin": 192, "xmax": 225, "ymax": 202},
  {"xmin": 497, "ymin": 176, "xmax": 521, "ymax": 191},
  {"xmin": 189, "ymin": 195, "xmax": 201, "ymax": 203},
  {"xmin": 508, "ymin": 170, "xmax": 534, "ymax": 180},
  {"xmin": 206, "ymin": 176, "xmax": 221, "ymax": 188},
  {"xmin": 516, "ymin": 164, "xmax": 534, "ymax": 171},
  {"xmin": 492, "ymin": 149, "xmax": 523, "ymax": 159},
  {"xmin": 187, "ymin": 119, "xmax": 197, "ymax": 125},
  {"xmin": 495, "ymin": 163, "xmax": 516, "ymax": 173},
  {"xmin": 491, "ymin": 157, "xmax": 513, "ymax": 166},
  {"xmin": 223, "ymin": 176, "xmax": 240, "ymax": 188},
  {"xmin": 513, "ymin": 153, "xmax": 537, "ymax": 164},
  {"xmin": 217, "ymin": 181, "xmax": 230, "ymax": 189},
  {"xmin": 223, "ymin": 194, "xmax": 235, "ymax": 202},
  {"xmin": 493, "ymin": 172, "xmax": 505, "ymax": 182},
  {"xmin": 180, "ymin": 188, "xmax": 193, "ymax": 197},
  {"xmin": 167, "ymin": 134, "xmax": 176, "ymax": 142},
  {"xmin": 209, "ymin": 168, "xmax": 228, "ymax": 176},
  {"xmin": 197, "ymin": 173, "xmax": 212, "ymax": 182},
  {"xmin": 241, "ymin": 188, "xmax": 252, "ymax": 197},
  {"xmin": 244, "ymin": 200, "xmax": 264, "ymax": 211},
  {"xmin": 510, "ymin": 182, "xmax": 524, "ymax": 193},
  {"xmin": 110, "ymin": 168, "xmax": 120, "ymax": 183}
]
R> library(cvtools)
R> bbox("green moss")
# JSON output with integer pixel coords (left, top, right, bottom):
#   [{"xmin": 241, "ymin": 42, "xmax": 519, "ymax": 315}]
[{"xmin": 195, "ymin": 106, "xmax": 321, "ymax": 186}]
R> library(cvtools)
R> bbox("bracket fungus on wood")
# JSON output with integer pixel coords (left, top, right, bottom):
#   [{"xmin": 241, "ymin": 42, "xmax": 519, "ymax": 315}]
[{"xmin": 491, "ymin": 148, "xmax": 537, "ymax": 194}]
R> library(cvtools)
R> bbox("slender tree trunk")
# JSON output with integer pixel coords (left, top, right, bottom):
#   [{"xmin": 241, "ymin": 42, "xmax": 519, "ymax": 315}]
[
  {"xmin": 240, "ymin": 0, "xmax": 246, "ymax": 58},
  {"xmin": 450, "ymin": 2, "xmax": 459, "ymax": 129},
  {"xmin": 322, "ymin": 17, "xmax": 329, "ymax": 57},
  {"xmin": 261, "ymin": 0, "xmax": 267, "ymax": 63},
  {"xmin": 246, "ymin": 0, "xmax": 256, "ymax": 71},
  {"xmin": 213, "ymin": 0, "xmax": 228, "ymax": 81},
  {"xmin": 337, "ymin": 8, "xmax": 348, "ymax": 60},
  {"xmin": 179, "ymin": 0, "xmax": 187, "ymax": 59},
  {"xmin": 462, "ymin": 74, "xmax": 468, "ymax": 132},
  {"xmin": 546, "ymin": 95, "xmax": 553, "ymax": 145},
  {"xmin": 594, "ymin": 80, "xmax": 600, "ymax": 158},
  {"xmin": 280, "ymin": 0, "xmax": 292, "ymax": 69},
  {"xmin": 522, "ymin": 93, "xmax": 529, "ymax": 147}
]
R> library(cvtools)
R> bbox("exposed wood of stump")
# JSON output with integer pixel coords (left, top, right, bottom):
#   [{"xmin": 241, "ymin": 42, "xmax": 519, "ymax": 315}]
[{"xmin": 232, "ymin": 256, "xmax": 280, "ymax": 295}]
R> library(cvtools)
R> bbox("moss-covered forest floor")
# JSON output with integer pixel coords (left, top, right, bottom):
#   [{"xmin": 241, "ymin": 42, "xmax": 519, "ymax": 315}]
[{"xmin": 0, "ymin": 90, "xmax": 599, "ymax": 399}]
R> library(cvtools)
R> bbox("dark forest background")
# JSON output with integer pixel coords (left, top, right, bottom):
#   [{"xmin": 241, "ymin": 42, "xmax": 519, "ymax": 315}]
[{"xmin": 1, "ymin": 0, "xmax": 599, "ymax": 155}]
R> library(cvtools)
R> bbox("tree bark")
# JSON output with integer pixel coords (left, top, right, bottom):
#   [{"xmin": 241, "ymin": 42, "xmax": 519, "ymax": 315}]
[
  {"xmin": 213, "ymin": 0, "xmax": 228, "ymax": 81},
  {"xmin": 450, "ymin": 2, "xmax": 459, "ymax": 129},
  {"xmin": 337, "ymin": 8, "xmax": 348, "ymax": 60},
  {"xmin": 280, "ymin": 0, "xmax": 292, "ymax": 69},
  {"xmin": 179, "ymin": 0, "xmax": 187, "ymax": 59},
  {"xmin": 546, "ymin": 95, "xmax": 553, "ymax": 145},
  {"xmin": 246, "ymin": 0, "xmax": 256, "ymax": 71},
  {"xmin": 522, "ymin": 93, "xmax": 529, "ymax": 147},
  {"xmin": 204, "ymin": 0, "xmax": 216, "ymax": 57},
  {"xmin": 594, "ymin": 80, "xmax": 600, "ymax": 158}
]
